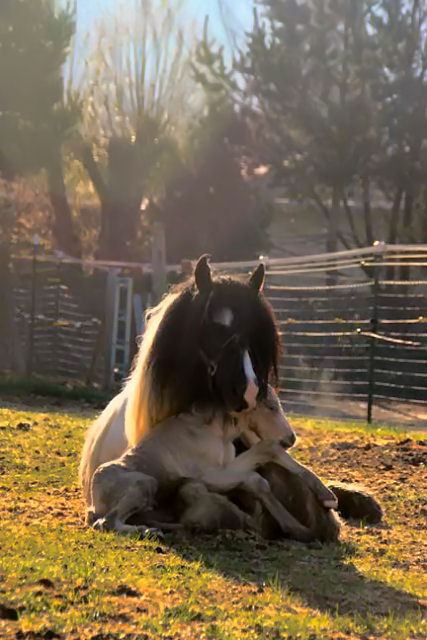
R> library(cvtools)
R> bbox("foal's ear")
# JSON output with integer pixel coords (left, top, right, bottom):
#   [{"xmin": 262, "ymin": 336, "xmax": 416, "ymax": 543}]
[
  {"xmin": 195, "ymin": 254, "xmax": 213, "ymax": 293},
  {"xmin": 249, "ymin": 263, "xmax": 265, "ymax": 292}
]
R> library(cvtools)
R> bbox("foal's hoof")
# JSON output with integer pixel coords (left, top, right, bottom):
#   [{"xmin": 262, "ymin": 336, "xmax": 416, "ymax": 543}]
[
  {"xmin": 316, "ymin": 486, "xmax": 339, "ymax": 510},
  {"xmin": 323, "ymin": 496, "xmax": 339, "ymax": 510},
  {"xmin": 136, "ymin": 526, "xmax": 164, "ymax": 540},
  {"xmin": 92, "ymin": 517, "xmax": 108, "ymax": 531}
]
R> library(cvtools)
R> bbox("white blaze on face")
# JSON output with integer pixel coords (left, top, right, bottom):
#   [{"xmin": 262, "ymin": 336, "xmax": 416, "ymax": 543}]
[
  {"xmin": 212, "ymin": 307, "xmax": 257, "ymax": 410},
  {"xmin": 213, "ymin": 307, "xmax": 234, "ymax": 327},
  {"xmin": 243, "ymin": 350, "xmax": 258, "ymax": 410}
]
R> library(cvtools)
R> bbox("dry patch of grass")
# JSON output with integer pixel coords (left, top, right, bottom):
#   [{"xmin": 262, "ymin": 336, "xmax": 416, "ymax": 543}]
[{"xmin": 0, "ymin": 404, "xmax": 426, "ymax": 639}]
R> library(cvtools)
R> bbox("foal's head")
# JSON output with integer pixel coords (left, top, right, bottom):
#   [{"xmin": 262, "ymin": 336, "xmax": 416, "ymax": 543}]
[{"xmin": 239, "ymin": 385, "xmax": 296, "ymax": 449}]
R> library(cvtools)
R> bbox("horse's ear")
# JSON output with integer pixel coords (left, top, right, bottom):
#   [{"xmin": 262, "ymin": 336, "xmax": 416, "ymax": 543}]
[
  {"xmin": 195, "ymin": 254, "xmax": 213, "ymax": 293},
  {"xmin": 249, "ymin": 263, "xmax": 265, "ymax": 292}
]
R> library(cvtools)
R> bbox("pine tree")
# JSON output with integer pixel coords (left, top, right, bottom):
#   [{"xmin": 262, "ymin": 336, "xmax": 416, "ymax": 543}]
[
  {"xmin": 0, "ymin": 0, "xmax": 80, "ymax": 255},
  {"xmin": 240, "ymin": 0, "xmax": 380, "ymax": 255}
]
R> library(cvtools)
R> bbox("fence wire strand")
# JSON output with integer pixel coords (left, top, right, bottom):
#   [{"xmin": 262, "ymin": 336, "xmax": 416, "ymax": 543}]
[{"xmin": 266, "ymin": 245, "xmax": 427, "ymax": 423}]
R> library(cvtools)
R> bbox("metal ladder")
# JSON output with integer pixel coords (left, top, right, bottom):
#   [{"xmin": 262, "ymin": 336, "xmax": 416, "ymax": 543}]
[{"xmin": 110, "ymin": 276, "xmax": 133, "ymax": 382}]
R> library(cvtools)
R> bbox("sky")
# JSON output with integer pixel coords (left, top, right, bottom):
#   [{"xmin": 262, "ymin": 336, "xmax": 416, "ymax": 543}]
[{"xmin": 76, "ymin": 0, "xmax": 254, "ymax": 50}]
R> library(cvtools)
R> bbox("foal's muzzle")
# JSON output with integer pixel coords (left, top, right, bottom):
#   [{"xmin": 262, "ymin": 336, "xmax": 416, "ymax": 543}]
[{"xmin": 280, "ymin": 432, "xmax": 296, "ymax": 449}]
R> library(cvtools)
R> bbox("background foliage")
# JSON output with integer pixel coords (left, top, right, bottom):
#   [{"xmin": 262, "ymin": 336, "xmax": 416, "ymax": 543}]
[{"xmin": 1, "ymin": 0, "xmax": 426, "ymax": 262}]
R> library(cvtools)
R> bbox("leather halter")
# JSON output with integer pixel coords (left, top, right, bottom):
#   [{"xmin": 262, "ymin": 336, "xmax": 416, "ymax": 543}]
[
  {"xmin": 198, "ymin": 291, "xmax": 241, "ymax": 382},
  {"xmin": 199, "ymin": 332, "xmax": 240, "ymax": 378}
]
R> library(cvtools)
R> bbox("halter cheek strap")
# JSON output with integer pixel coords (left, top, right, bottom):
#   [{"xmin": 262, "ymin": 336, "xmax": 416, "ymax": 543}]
[
  {"xmin": 199, "ymin": 333, "xmax": 239, "ymax": 381},
  {"xmin": 199, "ymin": 351, "xmax": 218, "ymax": 377},
  {"xmin": 201, "ymin": 290, "xmax": 214, "ymax": 323}
]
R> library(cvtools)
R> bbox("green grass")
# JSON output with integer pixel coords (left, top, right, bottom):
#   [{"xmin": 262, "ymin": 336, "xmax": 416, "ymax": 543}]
[
  {"xmin": 0, "ymin": 374, "xmax": 112, "ymax": 404},
  {"xmin": 0, "ymin": 404, "xmax": 425, "ymax": 639},
  {"xmin": 288, "ymin": 413, "xmax": 427, "ymax": 441}
]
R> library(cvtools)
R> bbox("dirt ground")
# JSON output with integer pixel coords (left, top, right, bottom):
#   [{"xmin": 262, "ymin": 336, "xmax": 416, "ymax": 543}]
[
  {"xmin": 0, "ymin": 404, "xmax": 426, "ymax": 639},
  {"xmin": 290, "ymin": 396, "xmax": 427, "ymax": 428}
]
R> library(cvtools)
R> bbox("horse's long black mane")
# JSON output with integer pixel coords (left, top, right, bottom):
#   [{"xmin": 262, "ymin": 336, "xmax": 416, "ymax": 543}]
[
  {"xmin": 146, "ymin": 272, "xmax": 280, "ymax": 416},
  {"xmin": 125, "ymin": 257, "xmax": 281, "ymax": 445}
]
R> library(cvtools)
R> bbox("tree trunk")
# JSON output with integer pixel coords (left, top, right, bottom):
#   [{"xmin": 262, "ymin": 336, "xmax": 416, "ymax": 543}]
[
  {"xmin": 81, "ymin": 140, "xmax": 142, "ymax": 261},
  {"xmin": 342, "ymin": 195, "xmax": 361, "ymax": 247},
  {"xmin": 97, "ymin": 199, "xmax": 141, "ymax": 261},
  {"xmin": 326, "ymin": 187, "xmax": 340, "ymax": 286},
  {"xmin": 46, "ymin": 152, "xmax": 81, "ymax": 258},
  {"xmin": 327, "ymin": 187, "xmax": 340, "ymax": 254}
]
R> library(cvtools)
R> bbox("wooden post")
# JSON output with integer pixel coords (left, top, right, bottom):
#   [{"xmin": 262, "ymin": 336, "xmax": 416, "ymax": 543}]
[
  {"xmin": 367, "ymin": 241, "xmax": 385, "ymax": 423},
  {"xmin": 151, "ymin": 222, "xmax": 167, "ymax": 303},
  {"xmin": 27, "ymin": 235, "xmax": 40, "ymax": 377},
  {"xmin": 103, "ymin": 268, "xmax": 116, "ymax": 389}
]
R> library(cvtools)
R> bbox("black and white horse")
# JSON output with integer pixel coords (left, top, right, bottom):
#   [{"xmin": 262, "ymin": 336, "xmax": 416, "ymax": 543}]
[{"xmin": 79, "ymin": 255, "xmax": 280, "ymax": 503}]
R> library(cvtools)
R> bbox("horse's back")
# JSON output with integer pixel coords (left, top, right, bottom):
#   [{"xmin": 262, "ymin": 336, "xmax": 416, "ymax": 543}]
[
  {"xmin": 97, "ymin": 393, "xmax": 128, "ymax": 462},
  {"xmin": 79, "ymin": 390, "xmax": 128, "ymax": 504}
]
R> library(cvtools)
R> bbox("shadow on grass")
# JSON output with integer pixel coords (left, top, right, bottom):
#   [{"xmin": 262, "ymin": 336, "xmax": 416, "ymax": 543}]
[{"xmin": 165, "ymin": 529, "xmax": 426, "ymax": 619}]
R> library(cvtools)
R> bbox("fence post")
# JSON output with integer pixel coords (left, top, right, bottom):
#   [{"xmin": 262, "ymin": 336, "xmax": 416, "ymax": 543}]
[
  {"xmin": 103, "ymin": 268, "xmax": 116, "ymax": 389},
  {"xmin": 367, "ymin": 241, "xmax": 385, "ymax": 423},
  {"xmin": 27, "ymin": 234, "xmax": 40, "ymax": 377},
  {"xmin": 53, "ymin": 259, "xmax": 61, "ymax": 370},
  {"xmin": 151, "ymin": 221, "xmax": 167, "ymax": 303}
]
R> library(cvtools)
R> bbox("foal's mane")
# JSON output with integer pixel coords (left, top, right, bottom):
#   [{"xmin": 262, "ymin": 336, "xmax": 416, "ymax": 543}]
[{"xmin": 124, "ymin": 268, "xmax": 280, "ymax": 447}]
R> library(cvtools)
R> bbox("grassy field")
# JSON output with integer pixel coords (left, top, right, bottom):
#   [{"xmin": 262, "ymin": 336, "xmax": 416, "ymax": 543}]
[{"xmin": 0, "ymin": 401, "xmax": 426, "ymax": 640}]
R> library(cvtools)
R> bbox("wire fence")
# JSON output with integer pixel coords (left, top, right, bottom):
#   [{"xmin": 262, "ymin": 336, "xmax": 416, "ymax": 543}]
[
  {"xmin": 262, "ymin": 243, "xmax": 427, "ymax": 424},
  {"xmin": 7, "ymin": 243, "xmax": 427, "ymax": 425}
]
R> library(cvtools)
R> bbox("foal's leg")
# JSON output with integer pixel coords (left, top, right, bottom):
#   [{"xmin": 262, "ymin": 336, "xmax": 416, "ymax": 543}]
[
  {"xmin": 261, "ymin": 463, "xmax": 341, "ymax": 542},
  {"xmin": 269, "ymin": 449, "xmax": 338, "ymax": 509},
  {"xmin": 210, "ymin": 441, "xmax": 337, "ymax": 509},
  {"xmin": 200, "ymin": 464, "xmax": 314, "ymax": 541},
  {"xmin": 239, "ymin": 472, "xmax": 315, "ymax": 542},
  {"xmin": 91, "ymin": 468, "xmax": 159, "ymax": 534},
  {"xmin": 178, "ymin": 481, "xmax": 255, "ymax": 533}
]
